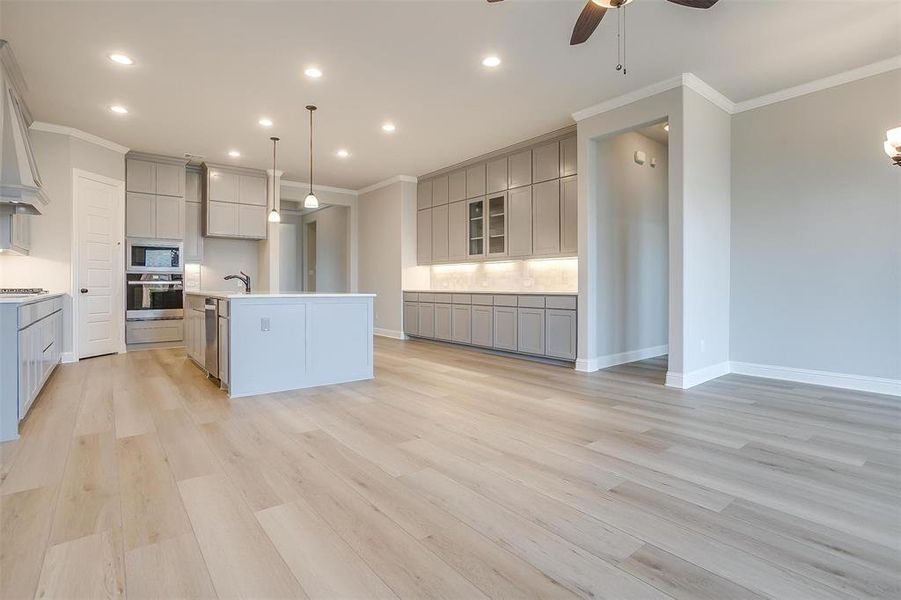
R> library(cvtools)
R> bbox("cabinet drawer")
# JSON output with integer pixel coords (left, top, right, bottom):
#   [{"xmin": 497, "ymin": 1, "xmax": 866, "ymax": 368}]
[
  {"xmin": 451, "ymin": 294, "xmax": 472, "ymax": 305},
  {"xmin": 418, "ymin": 293, "xmax": 436, "ymax": 303},
  {"xmin": 546, "ymin": 296, "xmax": 577, "ymax": 310},
  {"xmin": 471, "ymin": 294, "xmax": 493, "ymax": 306},
  {"xmin": 433, "ymin": 293, "xmax": 453, "ymax": 304},
  {"xmin": 126, "ymin": 319, "xmax": 184, "ymax": 344},
  {"xmin": 517, "ymin": 295, "xmax": 545, "ymax": 308},
  {"xmin": 493, "ymin": 294, "xmax": 517, "ymax": 307},
  {"xmin": 403, "ymin": 292, "xmax": 419, "ymax": 301}
]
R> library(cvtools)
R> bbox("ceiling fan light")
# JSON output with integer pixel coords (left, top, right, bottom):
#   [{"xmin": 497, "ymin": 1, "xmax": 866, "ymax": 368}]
[
  {"xmin": 268, "ymin": 209, "xmax": 281, "ymax": 223},
  {"xmin": 592, "ymin": 0, "xmax": 632, "ymax": 7},
  {"xmin": 886, "ymin": 127, "xmax": 901, "ymax": 148},
  {"xmin": 885, "ymin": 140, "xmax": 900, "ymax": 158},
  {"xmin": 304, "ymin": 193, "xmax": 319, "ymax": 209}
]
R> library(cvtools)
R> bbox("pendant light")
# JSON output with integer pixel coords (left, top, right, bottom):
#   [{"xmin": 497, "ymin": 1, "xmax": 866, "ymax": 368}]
[
  {"xmin": 267, "ymin": 136, "xmax": 281, "ymax": 223},
  {"xmin": 304, "ymin": 105, "xmax": 319, "ymax": 209}
]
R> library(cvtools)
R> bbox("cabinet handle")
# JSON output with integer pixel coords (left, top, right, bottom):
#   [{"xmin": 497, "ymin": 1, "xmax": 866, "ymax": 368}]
[{"xmin": 80, "ymin": 288, "xmax": 88, "ymax": 294}]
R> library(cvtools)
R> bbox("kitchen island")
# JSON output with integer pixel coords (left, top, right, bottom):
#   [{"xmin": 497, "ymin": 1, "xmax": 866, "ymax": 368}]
[{"xmin": 185, "ymin": 292, "xmax": 375, "ymax": 398}]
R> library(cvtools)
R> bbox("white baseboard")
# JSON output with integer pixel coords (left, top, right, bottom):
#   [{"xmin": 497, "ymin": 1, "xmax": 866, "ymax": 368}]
[
  {"xmin": 61, "ymin": 352, "xmax": 77, "ymax": 364},
  {"xmin": 576, "ymin": 344, "xmax": 668, "ymax": 372},
  {"xmin": 374, "ymin": 328, "xmax": 407, "ymax": 340},
  {"xmin": 666, "ymin": 361, "xmax": 731, "ymax": 389},
  {"xmin": 730, "ymin": 361, "xmax": 901, "ymax": 397}
]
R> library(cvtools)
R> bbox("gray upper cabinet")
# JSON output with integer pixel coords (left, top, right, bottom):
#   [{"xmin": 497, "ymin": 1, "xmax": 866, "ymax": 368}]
[
  {"xmin": 432, "ymin": 175, "xmax": 449, "ymax": 206},
  {"xmin": 517, "ymin": 307, "xmax": 546, "ymax": 355},
  {"xmin": 508, "ymin": 149, "xmax": 532, "ymax": 189},
  {"xmin": 507, "ymin": 186, "xmax": 532, "ymax": 257},
  {"xmin": 431, "ymin": 204, "xmax": 449, "ymax": 262},
  {"xmin": 532, "ymin": 141, "xmax": 560, "ymax": 183},
  {"xmin": 560, "ymin": 175, "xmax": 577, "ymax": 255},
  {"xmin": 417, "ymin": 180, "xmax": 433, "ymax": 210},
  {"xmin": 560, "ymin": 136, "xmax": 577, "ymax": 177},
  {"xmin": 202, "ymin": 163, "xmax": 268, "ymax": 240},
  {"xmin": 126, "ymin": 154, "xmax": 185, "ymax": 197},
  {"xmin": 154, "ymin": 195, "xmax": 184, "ymax": 240},
  {"xmin": 486, "ymin": 157, "xmax": 508, "ymax": 194},
  {"xmin": 155, "ymin": 163, "xmax": 185, "ymax": 197},
  {"xmin": 448, "ymin": 170, "xmax": 466, "ymax": 203},
  {"xmin": 184, "ymin": 201, "xmax": 203, "ymax": 262},
  {"xmin": 532, "ymin": 179, "xmax": 560, "ymax": 256},
  {"xmin": 126, "ymin": 160, "xmax": 155, "ymax": 194},
  {"xmin": 448, "ymin": 200, "xmax": 467, "ymax": 261},
  {"xmin": 126, "ymin": 191, "xmax": 184, "ymax": 240},
  {"xmin": 465, "ymin": 163, "xmax": 486, "ymax": 199},
  {"xmin": 417, "ymin": 209, "xmax": 432, "ymax": 265},
  {"xmin": 185, "ymin": 169, "xmax": 202, "ymax": 202}
]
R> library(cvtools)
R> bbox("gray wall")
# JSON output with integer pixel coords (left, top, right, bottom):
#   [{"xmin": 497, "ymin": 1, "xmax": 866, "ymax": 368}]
[
  {"xmin": 303, "ymin": 205, "xmax": 349, "ymax": 293},
  {"xmin": 731, "ymin": 70, "xmax": 901, "ymax": 379},
  {"xmin": 594, "ymin": 131, "xmax": 669, "ymax": 359}
]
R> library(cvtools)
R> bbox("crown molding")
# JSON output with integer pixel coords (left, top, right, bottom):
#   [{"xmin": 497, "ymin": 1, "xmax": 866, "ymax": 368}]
[
  {"xmin": 732, "ymin": 55, "xmax": 901, "ymax": 113},
  {"xmin": 681, "ymin": 73, "xmax": 736, "ymax": 114},
  {"xmin": 30, "ymin": 121, "xmax": 129, "ymax": 154},
  {"xmin": 266, "ymin": 169, "xmax": 284, "ymax": 178},
  {"xmin": 280, "ymin": 178, "xmax": 358, "ymax": 195},
  {"xmin": 571, "ymin": 75, "xmax": 684, "ymax": 122},
  {"xmin": 126, "ymin": 150, "xmax": 188, "ymax": 166},
  {"xmin": 357, "ymin": 175, "xmax": 417, "ymax": 195}
]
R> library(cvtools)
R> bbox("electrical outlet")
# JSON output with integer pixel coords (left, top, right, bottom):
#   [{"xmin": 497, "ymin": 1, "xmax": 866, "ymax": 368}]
[{"xmin": 261, "ymin": 317, "xmax": 270, "ymax": 332}]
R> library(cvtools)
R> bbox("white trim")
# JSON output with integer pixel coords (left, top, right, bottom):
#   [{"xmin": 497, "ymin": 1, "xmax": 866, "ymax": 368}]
[
  {"xmin": 61, "ymin": 352, "xmax": 77, "ymax": 364},
  {"xmin": 280, "ymin": 178, "xmax": 358, "ymax": 196},
  {"xmin": 681, "ymin": 73, "xmax": 736, "ymax": 114},
  {"xmin": 71, "ymin": 169, "xmax": 127, "ymax": 359},
  {"xmin": 730, "ymin": 362, "xmax": 901, "ymax": 397},
  {"xmin": 357, "ymin": 175, "xmax": 417, "ymax": 195},
  {"xmin": 575, "ymin": 344, "xmax": 668, "ymax": 372},
  {"xmin": 30, "ymin": 121, "xmax": 129, "ymax": 154},
  {"xmin": 572, "ymin": 75, "xmax": 684, "ymax": 122},
  {"xmin": 666, "ymin": 361, "xmax": 730, "ymax": 389},
  {"xmin": 733, "ymin": 55, "xmax": 901, "ymax": 113},
  {"xmin": 374, "ymin": 327, "xmax": 407, "ymax": 340}
]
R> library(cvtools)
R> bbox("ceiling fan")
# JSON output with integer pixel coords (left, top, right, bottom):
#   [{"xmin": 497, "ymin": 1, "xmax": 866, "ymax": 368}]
[{"xmin": 487, "ymin": 0, "xmax": 719, "ymax": 46}]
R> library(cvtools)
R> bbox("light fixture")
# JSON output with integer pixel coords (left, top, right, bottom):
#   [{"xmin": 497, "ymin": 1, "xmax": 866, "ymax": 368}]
[
  {"xmin": 336, "ymin": 149, "xmax": 349, "ymax": 158},
  {"xmin": 108, "ymin": 53, "xmax": 134, "ymax": 65},
  {"xmin": 109, "ymin": 105, "xmax": 128, "ymax": 114},
  {"xmin": 268, "ymin": 136, "xmax": 281, "ymax": 223},
  {"xmin": 304, "ymin": 105, "xmax": 319, "ymax": 209},
  {"xmin": 481, "ymin": 55, "xmax": 501, "ymax": 68},
  {"xmin": 228, "ymin": 150, "xmax": 241, "ymax": 158},
  {"xmin": 591, "ymin": 0, "xmax": 633, "ymax": 7},
  {"xmin": 382, "ymin": 122, "xmax": 396, "ymax": 133},
  {"xmin": 663, "ymin": 123, "xmax": 669, "ymax": 132},
  {"xmin": 304, "ymin": 67, "xmax": 323, "ymax": 79},
  {"xmin": 886, "ymin": 126, "xmax": 901, "ymax": 166},
  {"xmin": 258, "ymin": 117, "xmax": 273, "ymax": 127}
]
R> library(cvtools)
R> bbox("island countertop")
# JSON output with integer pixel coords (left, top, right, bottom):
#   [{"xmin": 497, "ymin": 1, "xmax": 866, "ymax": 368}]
[{"xmin": 185, "ymin": 291, "xmax": 376, "ymax": 300}]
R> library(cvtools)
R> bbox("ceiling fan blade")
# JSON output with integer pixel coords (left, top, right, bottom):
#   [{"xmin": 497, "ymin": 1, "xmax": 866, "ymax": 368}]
[
  {"xmin": 487, "ymin": 0, "xmax": 504, "ymax": 3},
  {"xmin": 665, "ymin": 0, "xmax": 719, "ymax": 8},
  {"xmin": 570, "ymin": 1, "xmax": 607, "ymax": 45}
]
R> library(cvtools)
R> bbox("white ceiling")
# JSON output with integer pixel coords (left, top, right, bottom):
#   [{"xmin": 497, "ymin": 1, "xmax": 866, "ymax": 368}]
[{"xmin": 2, "ymin": 1, "xmax": 898, "ymax": 189}]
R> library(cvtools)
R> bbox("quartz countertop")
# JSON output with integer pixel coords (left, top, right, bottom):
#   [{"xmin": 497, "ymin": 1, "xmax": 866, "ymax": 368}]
[
  {"xmin": 185, "ymin": 291, "xmax": 376, "ymax": 300},
  {"xmin": 0, "ymin": 292, "xmax": 66, "ymax": 305},
  {"xmin": 403, "ymin": 289, "xmax": 577, "ymax": 296}
]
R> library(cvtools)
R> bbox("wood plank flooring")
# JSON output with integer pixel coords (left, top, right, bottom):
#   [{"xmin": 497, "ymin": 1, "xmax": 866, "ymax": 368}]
[{"xmin": 1, "ymin": 337, "xmax": 899, "ymax": 599}]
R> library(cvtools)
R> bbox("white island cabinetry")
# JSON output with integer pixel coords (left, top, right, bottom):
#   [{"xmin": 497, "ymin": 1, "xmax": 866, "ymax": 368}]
[{"xmin": 185, "ymin": 292, "xmax": 374, "ymax": 398}]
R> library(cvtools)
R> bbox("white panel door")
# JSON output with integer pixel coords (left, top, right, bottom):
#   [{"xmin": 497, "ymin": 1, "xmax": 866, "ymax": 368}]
[{"xmin": 75, "ymin": 171, "xmax": 123, "ymax": 359}]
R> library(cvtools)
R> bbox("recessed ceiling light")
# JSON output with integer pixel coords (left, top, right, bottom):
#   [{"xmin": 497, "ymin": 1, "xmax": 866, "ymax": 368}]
[
  {"xmin": 108, "ymin": 53, "xmax": 133, "ymax": 65},
  {"xmin": 258, "ymin": 117, "xmax": 273, "ymax": 127},
  {"xmin": 481, "ymin": 55, "xmax": 501, "ymax": 68},
  {"xmin": 228, "ymin": 150, "xmax": 241, "ymax": 157},
  {"xmin": 304, "ymin": 67, "xmax": 323, "ymax": 79},
  {"xmin": 336, "ymin": 149, "xmax": 349, "ymax": 158},
  {"xmin": 382, "ymin": 122, "xmax": 396, "ymax": 133},
  {"xmin": 109, "ymin": 105, "xmax": 128, "ymax": 114}
]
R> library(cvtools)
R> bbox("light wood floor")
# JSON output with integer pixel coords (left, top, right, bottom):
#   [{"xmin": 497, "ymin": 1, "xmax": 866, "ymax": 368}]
[{"xmin": 1, "ymin": 337, "xmax": 899, "ymax": 599}]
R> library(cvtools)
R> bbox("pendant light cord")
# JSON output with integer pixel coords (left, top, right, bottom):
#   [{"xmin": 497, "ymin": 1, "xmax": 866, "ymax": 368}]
[{"xmin": 309, "ymin": 107, "xmax": 314, "ymax": 194}]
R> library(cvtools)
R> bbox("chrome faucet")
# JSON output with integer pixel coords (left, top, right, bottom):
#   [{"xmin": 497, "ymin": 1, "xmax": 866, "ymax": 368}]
[{"xmin": 224, "ymin": 271, "xmax": 251, "ymax": 294}]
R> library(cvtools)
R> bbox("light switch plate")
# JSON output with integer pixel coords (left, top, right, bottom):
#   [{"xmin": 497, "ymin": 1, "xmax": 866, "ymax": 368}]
[{"xmin": 634, "ymin": 150, "xmax": 646, "ymax": 165}]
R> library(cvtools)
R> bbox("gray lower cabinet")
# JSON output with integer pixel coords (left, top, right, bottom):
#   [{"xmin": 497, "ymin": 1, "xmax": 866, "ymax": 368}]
[
  {"xmin": 417, "ymin": 209, "xmax": 432, "ymax": 264},
  {"xmin": 403, "ymin": 302, "xmax": 419, "ymax": 336},
  {"xmin": 451, "ymin": 304, "xmax": 471, "ymax": 344},
  {"xmin": 545, "ymin": 309, "xmax": 576, "ymax": 360},
  {"xmin": 434, "ymin": 303, "xmax": 453, "ymax": 341},
  {"xmin": 432, "ymin": 204, "xmax": 449, "ymax": 262},
  {"xmin": 517, "ymin": 308, "xmax": 545, "ymax": 355},
  {"xmin": 418, "ymin": 303, "xmax": 435, "ymax": 337},
  {"xmin": 493, "ymin": 306, "xmax": 518, "ymax": 351},
  {"xmin": 471, "ymin": 305, "xmax": 493, "ymax": 347}
]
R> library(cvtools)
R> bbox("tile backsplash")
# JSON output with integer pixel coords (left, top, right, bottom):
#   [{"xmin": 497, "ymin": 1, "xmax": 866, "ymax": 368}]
[{"xmin": 429, "ymin": 258, "xmax": 577, "ymax": 292}]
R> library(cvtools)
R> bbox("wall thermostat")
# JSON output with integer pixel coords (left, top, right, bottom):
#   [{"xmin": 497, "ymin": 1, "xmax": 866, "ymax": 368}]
[{"xmin": 634, "ymin": 150, "xmax": 646, "ymax": 165}]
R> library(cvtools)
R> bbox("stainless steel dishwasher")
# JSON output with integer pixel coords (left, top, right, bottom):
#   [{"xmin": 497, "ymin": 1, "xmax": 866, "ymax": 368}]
[{"xmin": 204, "ymin": 297, "xmax": 219, "ymax": 379}]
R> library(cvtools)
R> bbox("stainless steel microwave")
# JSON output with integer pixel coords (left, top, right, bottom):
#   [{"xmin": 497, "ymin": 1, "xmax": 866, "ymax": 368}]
[{"xmin": 126, "ymin": 238, "xmax": 183, "ymax": 273}]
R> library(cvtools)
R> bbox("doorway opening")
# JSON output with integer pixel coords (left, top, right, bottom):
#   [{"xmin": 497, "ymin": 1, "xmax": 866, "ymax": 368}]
[{"xmin": 593, "ymin": 120, "xmax": 670, "ymax": 383}]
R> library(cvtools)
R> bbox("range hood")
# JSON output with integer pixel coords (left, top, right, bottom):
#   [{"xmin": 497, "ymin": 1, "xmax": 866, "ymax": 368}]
[{"xmin": 0, "ymin": 40, "xmax": 48, "ymax": 216}]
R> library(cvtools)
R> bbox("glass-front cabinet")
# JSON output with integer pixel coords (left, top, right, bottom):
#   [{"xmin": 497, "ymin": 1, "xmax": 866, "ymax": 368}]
[{"xmin": 467, "ymin": 194, "xmax": 507, "ymax": 259}]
